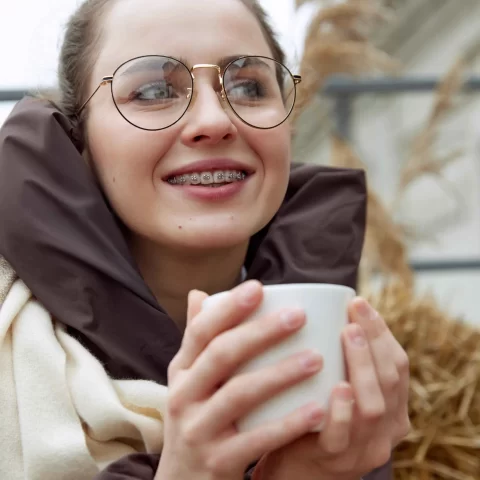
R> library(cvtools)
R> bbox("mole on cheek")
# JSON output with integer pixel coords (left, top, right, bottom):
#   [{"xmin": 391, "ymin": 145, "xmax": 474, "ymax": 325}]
[
  {"xmin": 178, "ymin": 226, "xmax": 183, "ymax": 230},
  {"xmin": 112, "ymin": 177, "xmax": 116, "ymax": 183}
]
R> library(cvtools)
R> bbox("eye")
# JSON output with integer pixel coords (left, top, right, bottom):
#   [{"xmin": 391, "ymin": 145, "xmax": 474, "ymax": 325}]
[
  {"xmin": 131, "ymin": 81, "xmax": 179, "ymax": 102},
  {"xmin": 227, "ymin": 80, "xmax": 266, "ymax": 100}
]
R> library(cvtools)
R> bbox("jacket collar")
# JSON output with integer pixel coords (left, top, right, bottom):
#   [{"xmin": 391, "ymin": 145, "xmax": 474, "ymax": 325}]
[{"xmin": 0, "ymin": 97, "xmax": 366, "ymax": 384}]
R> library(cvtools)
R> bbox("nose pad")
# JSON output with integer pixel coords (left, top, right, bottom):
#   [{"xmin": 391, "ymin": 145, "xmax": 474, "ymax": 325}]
[{"xmin": 185, "ymin": 85, "xmax": 228, "ymax": 112}]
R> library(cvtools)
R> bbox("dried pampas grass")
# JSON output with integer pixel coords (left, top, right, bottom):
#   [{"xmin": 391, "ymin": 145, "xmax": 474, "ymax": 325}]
[
  {"xmin": 294, "ymin": 0, "xmax": 400, "ymax": 118},
  {"xmin": 396, "ymin": 38, "xmax": 480, "ymax": 202}
]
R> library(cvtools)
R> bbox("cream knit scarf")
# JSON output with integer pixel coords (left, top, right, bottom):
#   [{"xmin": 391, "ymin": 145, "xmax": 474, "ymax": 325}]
[{"xmin": 0, "ymin": 256, "xmax": 168, "ymax": 480}]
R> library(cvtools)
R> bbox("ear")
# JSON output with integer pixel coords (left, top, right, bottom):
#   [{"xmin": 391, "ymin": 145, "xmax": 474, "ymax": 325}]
[{"xmin": 187, "ymin": 289, "xmax": 209, "ymax": 325}]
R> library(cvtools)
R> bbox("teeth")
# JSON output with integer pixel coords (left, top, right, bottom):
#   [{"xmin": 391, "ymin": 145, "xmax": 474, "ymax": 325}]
[
  {"xmin": 169, "ymin": 169, "xmax": 247, "ymax": 185},
  {"xmin": 190, "ymin": 174, "xmax": 201, "ymax": 185},
  {"xmin": 213, "ymin": 171, "xmax": 226, "ymax": 183},
  {"xmin": 200, "ymin": 172, "xmax": 213, "ymax": 185}
]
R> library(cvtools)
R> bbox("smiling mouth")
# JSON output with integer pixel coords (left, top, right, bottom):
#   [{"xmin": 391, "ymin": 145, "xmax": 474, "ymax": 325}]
[{"xmin": 166, "ymin": 169, "xmax": 249, "ymax": 187}]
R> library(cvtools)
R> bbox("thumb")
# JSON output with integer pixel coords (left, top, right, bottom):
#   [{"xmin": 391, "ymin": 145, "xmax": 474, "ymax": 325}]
[{"xmin": 187, "ymin": 289, "xmax": 208, "ymax": 325}]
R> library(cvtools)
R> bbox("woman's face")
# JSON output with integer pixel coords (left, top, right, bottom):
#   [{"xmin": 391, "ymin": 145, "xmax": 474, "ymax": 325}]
[{"xmin": 86, "ymin": 0, "xmax": 292, "ymax": 252}]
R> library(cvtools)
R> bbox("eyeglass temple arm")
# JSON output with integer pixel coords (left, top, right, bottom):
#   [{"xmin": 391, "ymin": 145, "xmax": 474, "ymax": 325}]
[
  {"xmin": 293, "ymin": 75, "xmax": 302, "ymax": 85},
  {"xmin": 77, "ymin": 76, "xmax": 113, "ymax": 116}
]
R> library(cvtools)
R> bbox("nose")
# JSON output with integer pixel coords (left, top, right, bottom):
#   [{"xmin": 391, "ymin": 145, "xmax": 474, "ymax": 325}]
[{"xmin": 180, "ymin": 80, "xmax": 238, "ymax": 148}]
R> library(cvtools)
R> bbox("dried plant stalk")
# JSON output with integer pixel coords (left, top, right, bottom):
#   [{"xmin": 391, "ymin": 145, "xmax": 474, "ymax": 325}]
[
  {"xmin": 294, "ymin": 0, "xmax": 399, "ymax": 119},
  {"xmin": 397, "ymin": 57, "xmax": 466, "ymax": 194},
  {"xmin": 394, "ymin": 37, "xmax": 480, "ymax": 212},
  {"xmin": 304, "ymin": 2, "xmax": 391, "ymax": 44}
]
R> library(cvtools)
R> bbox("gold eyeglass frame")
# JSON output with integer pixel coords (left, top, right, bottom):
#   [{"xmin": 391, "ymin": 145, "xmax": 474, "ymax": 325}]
[{"xmin": 77, "ymin": 55, "xmax": 302, "ymax": 131}]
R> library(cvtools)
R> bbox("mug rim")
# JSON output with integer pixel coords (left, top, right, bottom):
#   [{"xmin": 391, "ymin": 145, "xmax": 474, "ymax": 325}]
[
  {"xmin": 203, "ymin": 283, "xmax": 356, "ymax": 308},
  {"xmin": 259, "ymin": 283, "xmax": 356, "ymax": 295}
]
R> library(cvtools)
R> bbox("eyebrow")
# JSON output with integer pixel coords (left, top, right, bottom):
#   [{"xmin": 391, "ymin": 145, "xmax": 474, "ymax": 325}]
[
  {"xmin": 118, "ymin": 57, "xmax": 184, "ymax": 77},
  {"xmin": 178, "ymin": 55, "xmax": 267, "ymax": 70},
  {"xmin": 116, "ymin": 54, "xmax": 269, "ymax": 77},
  {"xmin": 217, "ymin": 55, "xmax": 252, "ymax": 68}
]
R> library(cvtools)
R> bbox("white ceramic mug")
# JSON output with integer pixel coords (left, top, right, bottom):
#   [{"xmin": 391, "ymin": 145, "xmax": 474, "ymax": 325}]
[{"xmin": 202, "ymin": 283, "xmax": 356, "ymax": 432}]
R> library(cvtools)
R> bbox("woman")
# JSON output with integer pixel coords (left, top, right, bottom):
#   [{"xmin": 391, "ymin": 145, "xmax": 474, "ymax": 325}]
[{"xmin": 0, "ymin": 0, "xmax": 410, "ymax": 479}]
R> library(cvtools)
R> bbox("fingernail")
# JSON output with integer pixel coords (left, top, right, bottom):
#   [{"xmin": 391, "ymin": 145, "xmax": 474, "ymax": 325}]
[
  {"xmin": 348, "ymin": 325, "xmax": 366, "ymax": 347},
  {"xmin": 306, "ymin": 403, "xmax": 324, "ymax": 423},
  {"xmin": 335, "ymin": 384, "xmax": 353, "ymax": 402},
  {"xmin": 280, "ymin": 308, "xmax": 305, "ymax": 329},
  {"xmin": 239, "ymin": 281, "xmax": 260, "ymax": 306},
  {"xmin": 300, "ymin": 351, "xmax": 323, "ymax": 371},
  {"xmin": 356, "ymin": 299, "xmax": 375, "ymax": 321}
]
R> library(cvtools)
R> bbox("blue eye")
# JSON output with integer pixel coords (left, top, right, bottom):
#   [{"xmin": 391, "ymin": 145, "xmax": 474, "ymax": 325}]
[
  {"xmin": 227, "ymin": 80, "xmax": 266, "ymax": 100},
  {"xmin": 132, "ymin": 81, "xmax": 179, "ymax": 102}
]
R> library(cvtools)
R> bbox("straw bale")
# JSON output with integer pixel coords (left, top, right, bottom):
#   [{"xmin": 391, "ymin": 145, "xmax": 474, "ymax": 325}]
[{"xmin": 363, "ymin": 282, "xmax": 480, "ymax": 480}]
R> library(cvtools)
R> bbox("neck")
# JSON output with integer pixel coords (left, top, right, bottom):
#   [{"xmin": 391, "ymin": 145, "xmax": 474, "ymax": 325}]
[{"xmin": 130, "ymin": 237, "xmax": 249, "ymax": 331}]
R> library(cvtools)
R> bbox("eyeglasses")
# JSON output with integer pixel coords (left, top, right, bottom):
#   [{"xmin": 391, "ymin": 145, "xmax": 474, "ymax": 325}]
[{"xmin": 78, "ymin": 55, "xmax": 301, "ymax": 130}]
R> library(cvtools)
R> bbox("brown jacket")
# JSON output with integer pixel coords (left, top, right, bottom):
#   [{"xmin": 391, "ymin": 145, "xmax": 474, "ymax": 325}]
[{"xmin": 0, "ymin": 97, "xmax": 391, "ymax": 480}]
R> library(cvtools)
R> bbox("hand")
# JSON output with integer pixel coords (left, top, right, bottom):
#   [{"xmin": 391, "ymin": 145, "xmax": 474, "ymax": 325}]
[
  {"xmin": 252, "ymin": 297, "xmax": 410, "ymax": 480},
  {"xmin": 155, "ymin": 280, "xmax": 326, "ymax": 480}
]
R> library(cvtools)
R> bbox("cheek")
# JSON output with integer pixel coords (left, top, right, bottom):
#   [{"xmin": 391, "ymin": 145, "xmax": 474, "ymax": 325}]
[
  {"xmin": 243, "ymin": 123, "xmax": 292, "ymax": 228},
  {"xmin": 85, "ymin": 112, "xmax": 176, "ymax": 215},
  {"xmin": 250, "ymin": 123, "xmax": 292, "ymax": 181}
]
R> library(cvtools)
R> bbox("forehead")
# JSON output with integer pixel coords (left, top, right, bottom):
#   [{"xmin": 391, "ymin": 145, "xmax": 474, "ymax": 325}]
[{"xmin": 95, "ymin": 0, "xmax": 273, "ymax": 76}]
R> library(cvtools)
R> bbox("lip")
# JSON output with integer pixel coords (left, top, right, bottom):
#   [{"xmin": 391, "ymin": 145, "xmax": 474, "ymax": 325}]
[
  {"xmin": 162, "ymin": 158, "xmax": 255, "ymax": 180},
  {"xmin": 168, "ymin": 176, "xmax": 251, "ymax": 202}
]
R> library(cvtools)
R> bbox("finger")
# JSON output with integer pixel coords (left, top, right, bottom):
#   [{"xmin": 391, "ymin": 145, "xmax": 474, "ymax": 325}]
[
  {"xmin": 168, "ymin": 290, "xmax": 209, "ymax": 380},
  {"xmin": 187, "ymin": 289, "xmax": 209, "ymax": 325},
  {"xmin": 349, "ymin": 299, "xmax": 401, "ymax": 412},
  {"xmin": 395, "ymin": 347, "xmax": 410, "ymax": 416},
  {"xmin": 348, "ymin": 297, "xmax": 387, "ymax": 340},
  {"xmin": 318, "ymin": 382, "xmax": 354, "ymax": 454},
  {"xmin": 342, "ymin": 324, "xmax": 385, "ymax": 434},
  {"xmin": 393, "ymin": 348, "xmax": 411, "ymax": 445},
  {"xmin": 174, "ymin": 280, "xmax": 263, "ymax": 370},
  {"xmin": 219, "ymin": 401, "xmax": 325, "ymax": 470},
  {"xmin": 188, "ymin": 349, "xmax": 323, "ymax": 438},
  {"xmin": 171, "ymin": 306, "xmax": 308, "ymax": 404}
]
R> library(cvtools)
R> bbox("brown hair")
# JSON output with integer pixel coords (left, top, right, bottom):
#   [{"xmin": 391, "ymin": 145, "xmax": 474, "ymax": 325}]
[{"xmin": 56, "ymin": 0, "xmax": 286, "ymax": 123}]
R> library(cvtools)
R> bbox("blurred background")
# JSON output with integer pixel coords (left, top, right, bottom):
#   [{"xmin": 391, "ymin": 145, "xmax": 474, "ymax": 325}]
[{"xmin": 1, "ymin": 1, "xmax": 479, "ymax": 478}]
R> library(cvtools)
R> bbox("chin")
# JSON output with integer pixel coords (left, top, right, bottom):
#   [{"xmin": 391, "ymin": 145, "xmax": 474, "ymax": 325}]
[{"xmin": 171, "ymin": 224, "xmax": 253, "ymax": 251}]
